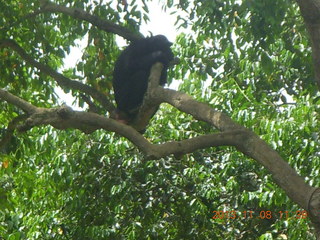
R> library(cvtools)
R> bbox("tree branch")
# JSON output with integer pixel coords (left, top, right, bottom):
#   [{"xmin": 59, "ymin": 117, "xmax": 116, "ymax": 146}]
[
  {"xmin": 0, "ymin": 115, "xmax": 28, "ymax": 153},
  {"xmin": 148, "ymin": 130, "xmax": 246, "ymax": 159},
  {"xmin": 151, "ymin": 86, "xmax": 315, "ymax": 221},
  {"xmin": 156, "ymin": 87, "xmax": 241, "ymax": 131},
  {"xmin": 0, "ymin": 89, "xmax": 37, "ymax": 114},
  {"xmin": 0, "ymin": 88, "xmax": 247, "ymax": 160},
  {"xmin": 0, "ymin": 39, "xmax": 115, "ymax": 113},
  {"xmin": 39, "ymin": 0, "xmax": 142, "ymax": 41},
  {"xmin": 296, "ymin": 0, "xmax": 320, "ymax": 88},
  {"xmin": 130, "ymin": 63, "xmax": 163, "ymax": 132}
]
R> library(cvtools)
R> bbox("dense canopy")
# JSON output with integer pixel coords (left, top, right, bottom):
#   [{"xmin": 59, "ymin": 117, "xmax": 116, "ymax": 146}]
[{"xmin": 0, "ymin": 0, "xmax": 320, "ymax": 239}]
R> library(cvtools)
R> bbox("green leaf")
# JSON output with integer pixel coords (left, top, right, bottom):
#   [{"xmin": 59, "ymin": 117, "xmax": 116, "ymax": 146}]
[{"xmin": 261, "ymin": 51, "xmax": 273, "ymax": 75}]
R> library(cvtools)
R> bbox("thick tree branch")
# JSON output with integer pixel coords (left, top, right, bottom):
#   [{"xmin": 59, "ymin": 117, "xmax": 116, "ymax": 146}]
[
  {"xmin": 143, "ymin": 77, "xmax": 317, "ymax": 222},
  {"xmin": 123, "ymin": 65, "xmax": 315, "ymax": 217},
  {"xmin": 0, "ymin": 88, "xmax": 245, "ymax": 159},
  {"xmin": 39, "ymin": 0, "xmax": 141, "ymax": 41},
  {"xmin": 296, "ymin": 0, "xmax": 320, "ymax": 88},
  {"xmin": 0, "ymin": 115, "xmax": 28, "ymax": 153},
  {"xmin": 156, "ymin": 87, "xmax": 241, "ymax": 131},
  {"xmin": 0, "ymin": 89, "xmax": 37, "ymax": 114},
  {"xmin": 150, "ymin": 130, "xmax": 246, "ymax": 158},
  {"xmin": 0, "ymin": 39, "xmax": 115, "ymax": 113},
  {"xmin": 131, "ymin": 63, "xmax": 164, "ymax": 132}
]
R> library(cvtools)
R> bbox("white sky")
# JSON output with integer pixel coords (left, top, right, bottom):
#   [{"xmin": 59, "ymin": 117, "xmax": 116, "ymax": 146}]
[{"xmin": 140, "ymin": 1, "xmax": 178, "ymax": 42}]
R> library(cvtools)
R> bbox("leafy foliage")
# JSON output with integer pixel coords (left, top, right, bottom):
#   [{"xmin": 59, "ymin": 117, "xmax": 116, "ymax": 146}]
[{"xmin": 0, "ymin": 0, "xmax": 319, "ymax": 239}]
